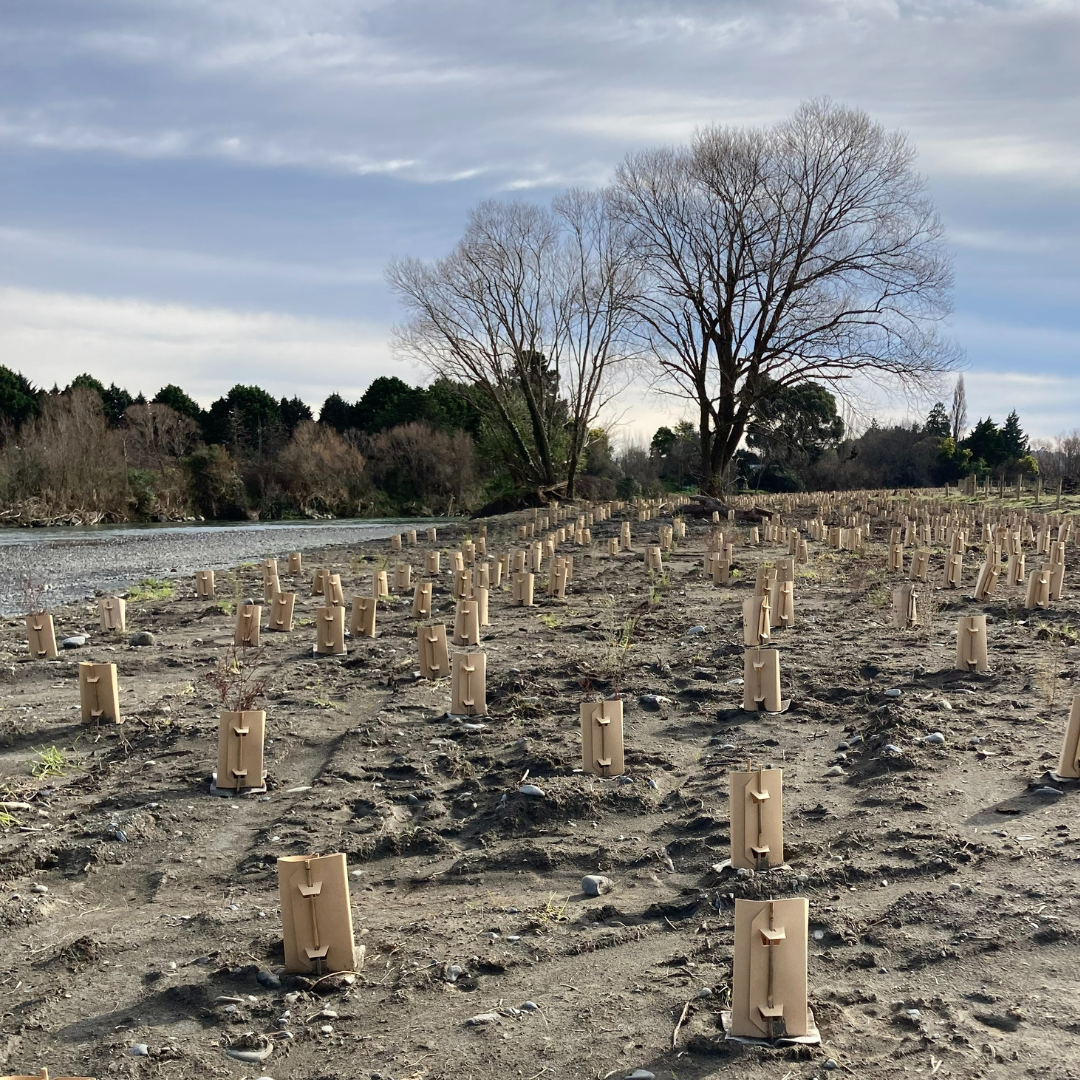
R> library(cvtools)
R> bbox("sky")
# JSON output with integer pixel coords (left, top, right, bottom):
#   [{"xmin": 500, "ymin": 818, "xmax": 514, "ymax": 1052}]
[{"xmin": 1, "ymin": 0, "xmax": 1078, "ymax": 445}]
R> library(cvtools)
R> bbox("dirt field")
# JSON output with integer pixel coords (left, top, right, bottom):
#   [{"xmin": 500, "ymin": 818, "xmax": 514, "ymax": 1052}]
[{"xmin": 1, "ymin": 499, "xmax": 1078, "ymax": 1080}]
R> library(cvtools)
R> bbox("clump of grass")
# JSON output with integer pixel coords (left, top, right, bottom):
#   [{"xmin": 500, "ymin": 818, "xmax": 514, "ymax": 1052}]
[
  {"xmin": 1036, "ymin": 621, "xmax": 1080, "ymax": 645},
  {"xmin": 866, "ymin": 584, "xmax": 890, "ymax": 609},
  {"xmin": 535, "ymin": 894, "xmax": 570, "ymax": 927},
  {"xmin": 538, "ymin": 613, "xmax": 561, "ymax": 629},
  {"xmin": 31, "ymin": 745, "xmax": 69, "ymax": 779},
  {"xmin": 128, "ymin": 577, "xmax": 175, "ymax": 602}
]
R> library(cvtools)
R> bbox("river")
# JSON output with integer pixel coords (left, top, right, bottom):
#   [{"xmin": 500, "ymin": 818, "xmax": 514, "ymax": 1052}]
[{"xmin": 0, "ymin": 517, "xmax": 444, "ymax": 615}]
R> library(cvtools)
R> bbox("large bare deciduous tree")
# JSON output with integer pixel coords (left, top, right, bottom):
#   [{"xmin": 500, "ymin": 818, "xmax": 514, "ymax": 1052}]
[
  {"xmin": 614, "ymin": 99, "xmax": 959, "ymax": 493},
  {"xmin": 387, "ymin": 192, "xmax": 636, "ymax": 496}
]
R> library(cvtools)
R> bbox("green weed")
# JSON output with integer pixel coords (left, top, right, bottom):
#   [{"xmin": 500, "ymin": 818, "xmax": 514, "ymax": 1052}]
[
  {"xmin": 31, "ymin": 745, "xmax": 69, "ymax": 779},
  {"xmin": 127, "ymin": 577, "xmax": 175, "ymax": 602}
]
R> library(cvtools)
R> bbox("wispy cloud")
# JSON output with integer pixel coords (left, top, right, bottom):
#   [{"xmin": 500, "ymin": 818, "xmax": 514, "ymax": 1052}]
[
  {"xmin": 0, "ymin": 0, "xmax": 1077, "ymax": 437},
  {"xmin": 0, "ymin": 287, "xmax": 394, "ymax": 408}
]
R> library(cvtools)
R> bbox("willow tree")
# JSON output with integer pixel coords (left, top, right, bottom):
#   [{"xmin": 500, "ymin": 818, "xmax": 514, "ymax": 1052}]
[
  {"xmin": 387, "ymin": 191, "xmax": 636, "ymax": 496},
  {"xmin": 614, "ymin": 99, "xmax": 959, "ymax": 494}
]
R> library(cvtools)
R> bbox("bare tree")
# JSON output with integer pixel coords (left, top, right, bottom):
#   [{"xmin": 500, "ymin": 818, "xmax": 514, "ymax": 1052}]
[
  {"xmin": 387, "ymin": 194, "xmax": 636, "ymax": 496},
  {"xmin": 613, "ymin": 99, "xmax": 959, "ymax": 493},
  {"xmin": 949, "ymin": 373, "xmax": 968, "ymax": 443},
  {"xmin": 122, "ymin": 402, "xmax": 200, "ymax": 469}
]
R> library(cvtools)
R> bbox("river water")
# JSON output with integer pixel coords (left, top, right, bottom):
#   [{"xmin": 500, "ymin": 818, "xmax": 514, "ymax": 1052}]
[{"xmin": 0, "ymin": 517, "xmax": 441, "ymax": 614}]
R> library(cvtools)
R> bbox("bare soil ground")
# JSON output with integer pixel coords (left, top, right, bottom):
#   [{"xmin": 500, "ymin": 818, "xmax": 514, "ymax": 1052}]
[{"xmin": 1, "ymin": 504, "xmax": 1078, "ymax": 1080}]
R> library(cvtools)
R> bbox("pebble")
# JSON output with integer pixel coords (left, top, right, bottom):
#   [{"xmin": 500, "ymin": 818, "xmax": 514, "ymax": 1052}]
[
  {"xmin": 884, "ymin": 688, "xmax": 901, "ymax": 698},
  {"xmin": 130, "ymin": 1044, "xmax": 150, "ymax": 1057},
  {"xmin": 923, "ymin": 732, "xmax": 946, "ymax": 745},
  {"xmin": 686, "ymin": 625, "xmax": 706, "ymax": 635},
  {"xmin": 445, "ymin": 964, "xmax": 465, "ymax": 983},
  {"xmin": 129, "ymin": 631, "xmax": 155, "ymax": 646},
  {"xmin": 31, "ymin": 884, "xmax": 48, "ymax": 894},
  {"xmin": 521, "ymin": 1000, "xmax": 539, "ymax": 1011},
  {"xmin": 639, "ymin": 694, "xmax": 662, "ymax": 710},
  {"xmin": 61, "ymin": 636, "xmax": 87, "ymax": 648},
  {"xmin": 256, "ymin": 969, "xmax": 281, "ymax": 989},
  {"xmin": 1034, "ymin": 786, "xmax": 1064, "ymax": 796},
  {"xmin": 626, "ymin": 1072, "xmax": 656, "ymax": 1080},
  {"xmin": 518, "ymin": 784, "xmax": 545, "ymax": 797},
  {"xmin": 824, "ymin": 765, "xmax": 845, "ymax": 777},
  {"xmin": 882, "ymin": 744, "xmax": 903, "ymax": 754},
  {"xmin": 823, "ymin": 1060, "xmax": 838, "ymax": 1071},
  {"xmin": 465, "ymin": 1011, "xmax": 500, "ymax": 1025},
  {"xmin": 581, "ymin": 874, "xmax": 614, "ymax": 897}
]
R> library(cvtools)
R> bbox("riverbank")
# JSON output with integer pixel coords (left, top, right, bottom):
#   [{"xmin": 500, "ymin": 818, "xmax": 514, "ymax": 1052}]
[{"xmin": 0, "ymin": 517, "xmax": 449, "ymax": 614}]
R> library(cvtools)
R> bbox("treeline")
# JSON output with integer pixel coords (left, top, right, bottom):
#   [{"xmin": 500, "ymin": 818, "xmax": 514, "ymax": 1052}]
[
  {"xmin": 613, "ymin": 380, "xmax": 1043, "ymax": 497},
  {"xmin": 0, "ymin": 367, "xmax": 484, "ymax": 524}
]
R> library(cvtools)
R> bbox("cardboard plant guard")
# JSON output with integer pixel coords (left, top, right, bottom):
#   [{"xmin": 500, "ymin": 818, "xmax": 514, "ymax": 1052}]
[
  {"xmin": 955, "ymin": 615, "xmax": 989, "ymax": 674},
  {"xmin": 891, "ymin": 583, "xmax": 918, "ymax": 629},
  {"xmin": 195, "ymin": 570, "xmax": 215, "ymax": 598},
  {"xmin": 418, "ymin": 624, "xmax": 450, "ymax": 679},
  {"xmin": 412, "ymin": 581, "xmax": 433, "ymax": 619},
  {"xmin": 728, "ymin": 897, "xmax": 815, "ymax": 1043},
  {"xmin": 98, "ymin": 597, "xmax": 126, "ymax": 632},
  {"xmin": 451, "ymin": 651, "xmax": 486, "ymax": 716},
  {"xmin": 316, "ymin": 605, "xmax": 347, "ymax": 656},
  {"xmin": 512, "ymin": 571, "xmax": 535, "ymax": 607},
  {"xmin": 235, "ymin": 603, "xmax": 262, "ymax": 647},
  {"xmin": 27, "ymin": 612, "xmax": 58, "ymax": 660},
  {"xmin": 312, "ymin": 567, "xmax": 329, "ymax": 596},
  {"xmin": 325, "ymin": 574, "xmax": 345, "ymax": 607},
  {"xmin": 268, "ymin": 591, "xmax": 296, "ymax": 632},
  {"xmin": 277, "ymin": 853, "xmax": 356, "ymax": 975},
  {"xmin": 351, "ymin": 596, "xmax": 377, "ymax": 639},
  {"xmin": 288, "ymin": 551, "xmax": 303, "ymax": 573},
  {"xmin": 730, "ymin": 766, "xmax": 783, "ymax": 870},
  {"xmin": 1055, "ymin": 694, "xmax": 1080, "ymax": 779},
  {"xmin": 453, "ymin": 600, "xmax": 480, "ymax": 646},
  {"xmin": 580, "ymin": 699, "xmax": 624, "ymax": 778},
  {"xmin": 79, "ymin": 662, "xmax": 121, "ymax": 724},
  {"xmin": 216, "ymin": 710, "xmax": 266, "ymax": 793},
  {"xmin": 974, "ymin": 557, "xmax": 1000, "ymax": 601},
  {"xmin": 742, "ymin": 595, "xmax": 771, "ymax": 647},
  {"xmin": 742, "ymin": 648, "xmax": 790, "ymax": 713},
  {"xmin": 1024, "ymin": 566, "xmax": 1051, "ymax": 610},
  {"xmin": 909, "ymin": 549, "xmax": 931, "ymax": 582}
]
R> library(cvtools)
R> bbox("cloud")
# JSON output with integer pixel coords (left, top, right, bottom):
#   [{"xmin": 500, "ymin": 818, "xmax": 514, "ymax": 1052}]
[
  {"xmin": 2, "ymin": 0, "xmax": 1078, "ymax": 189},
  {"xmin": 0, "ymin": 286, "xmax": 394, "ymax": 408}
]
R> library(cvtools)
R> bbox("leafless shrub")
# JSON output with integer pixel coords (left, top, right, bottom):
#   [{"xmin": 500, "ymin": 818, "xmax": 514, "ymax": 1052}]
[
  {"xmin": 364, "ymin": 422, "xmax": 479, "ymax": 511},
  {"xmin": 0, "ymin": 389, "xmax": 128, "ymax": 521},
  {"xmin": 275, "ymin": 420, "xmax": 369, "ymax": 516},
  {"xmin": 204, "ymin": 645, "xmax": 267, "ymax": 713}
]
